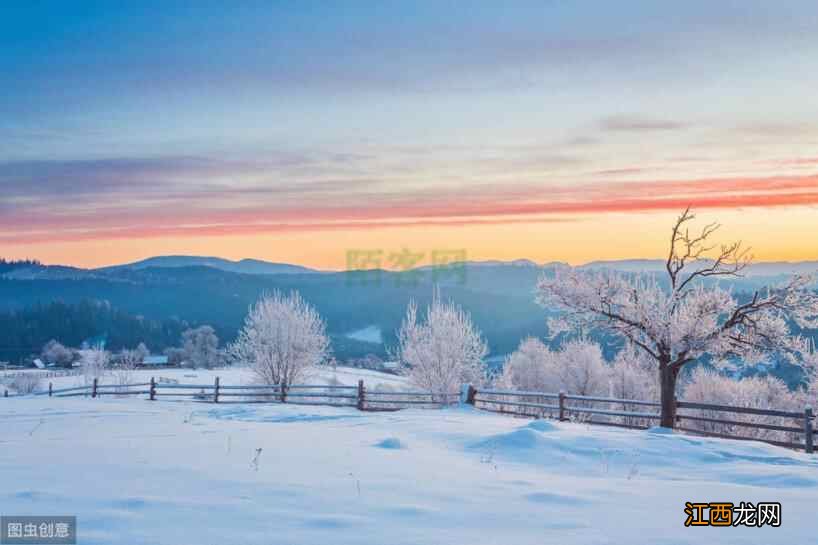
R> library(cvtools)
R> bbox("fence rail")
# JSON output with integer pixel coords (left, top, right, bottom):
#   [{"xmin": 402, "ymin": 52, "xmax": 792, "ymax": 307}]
[
  {"xmin": 4, "ymin": 377, "xmax": 814, "ymax": 454},
  {"xmin": 1, "ymin": 369, "xmax": 82, "ymax": 380},
  {"xmin": 470, "ymin": 386, "xmax": 815, "ymax": 454},
  {"xmin": 4, "ymin": 377, "xmax": 459, "ymax": 411}
]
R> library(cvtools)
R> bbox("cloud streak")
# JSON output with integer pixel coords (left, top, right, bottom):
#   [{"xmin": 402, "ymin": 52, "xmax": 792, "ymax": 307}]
[
  {"xmin": 599, "ymin": 115, "xmax": 689, "ymax": 132},
  {"xmin": 3, "ymin": 163, "xmax": 817, "ymax": 244}
]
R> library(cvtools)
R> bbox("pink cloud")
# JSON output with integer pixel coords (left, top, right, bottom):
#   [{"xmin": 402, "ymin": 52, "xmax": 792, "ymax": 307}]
[{"xmin": 3, "ymin": 172, "xmax": 818, "ymax": 244}]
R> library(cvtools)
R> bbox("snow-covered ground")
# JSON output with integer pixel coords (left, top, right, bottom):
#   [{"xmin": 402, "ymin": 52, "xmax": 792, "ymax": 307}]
[{"xmin": 1, "ymin": 395, "xmax": 815, "ymax": 544}]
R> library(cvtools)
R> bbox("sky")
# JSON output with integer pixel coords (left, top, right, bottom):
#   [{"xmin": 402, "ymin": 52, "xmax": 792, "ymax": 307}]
[{"xmin": 2, "ymin": 1, "xmax": 818, "ymax": 270}]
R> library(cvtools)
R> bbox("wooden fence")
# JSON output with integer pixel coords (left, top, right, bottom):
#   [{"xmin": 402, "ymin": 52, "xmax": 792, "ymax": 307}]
[
  {"xmin": 7, "ymin": 378, "xmax": 813, "ymax": 454},
  {"xmin": 469, "ymin": 386, "xmax": 815, "ymax": 454},
  {"xmin": 27, "ymin": 377, "xmax": 460, "ymax": 411},
  {"xmin": 1, "ymin": 369, "xmax": 82, "ymax": 380}
]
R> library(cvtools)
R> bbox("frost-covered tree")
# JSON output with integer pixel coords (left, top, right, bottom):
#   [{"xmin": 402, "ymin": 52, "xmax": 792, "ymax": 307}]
[
  {"xmin": 501, "ymin": 337, "xmax": 609, "ymax": 396},
  {"xmin": 609, "ymin": 343, "xmax": 659, "ymax": 427},
  {"xmin": 499, "ymin": 337, "xmax": 557, "ymax": 391},
  {"xmin": 115, "ymin": 345, "xmax": 146, "ymax": 386},
  {"xmin": 79, "ymin": 347, "xmax": 109, "ymax": 385},
  {"xmin": 182, "ymin": 326, "xmax": 220, "ymax": 369},
  {"xmin": 554, "ymin": 338, "xmax": 609, "ymax": 397},
  {"xmin": 537, "ymin": 208, "xmax": 818, "ymax": 427},
  {"xmin": 41, "ymin": 339, "xmax": 74, "ymax": 368},
  {"xmin": 135, "ymin": 342, "xmax": 150, "ymax": 362},
  {"xmin": 609, "ymin": 343, "xmax": 658, "ymax": 402},
  {"xmin": 395, "ymin": 292, "xmax": 488, "ymax": 397},
  {"xmin": 229, "ymin": 291, "xmax": 330, "ymax": 398}
]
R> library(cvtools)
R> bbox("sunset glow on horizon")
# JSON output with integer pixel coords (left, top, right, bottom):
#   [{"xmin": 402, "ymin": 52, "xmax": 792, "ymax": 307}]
[{"xmin": 3, "ymin": 2, "xmax": 818, "ymax": 268}]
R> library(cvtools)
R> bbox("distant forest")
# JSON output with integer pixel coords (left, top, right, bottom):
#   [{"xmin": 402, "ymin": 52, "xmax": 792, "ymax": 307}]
[
  {"xmin": 0, "ymin": 259, "xmax": 40, "ymax": 274},
  {"xmin": 0, "ymin": 299, "xmax": 190, "ymax": 364}
]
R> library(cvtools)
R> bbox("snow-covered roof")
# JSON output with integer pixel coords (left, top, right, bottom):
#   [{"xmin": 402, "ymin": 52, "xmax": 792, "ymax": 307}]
[{"xmin": 142, "ymin": 355, "xmax": 169, "ymax": 365}]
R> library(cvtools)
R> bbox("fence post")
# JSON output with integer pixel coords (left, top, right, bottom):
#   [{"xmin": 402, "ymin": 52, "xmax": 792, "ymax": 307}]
[
  {"xmin": 357, "ymin": 379, "xmax": 365, "ymax": 411},
  {"xmin": 558, "ymin": 390, "xmax": 566, "ymax": 421},
  {"xmin": 149, "ymin": 377, "xmax": 156, "ymax": 401},
  {"xmin": 92, "ymin": 378, "xmax": 98, "ymax": 398},
  {"xmin": 49, "ymin": 382, "xmax": 53, "ymax": 397},
  {"xmin": 805, "ymin": 406, "xmax": 814, "ymax": 454},
  {"xmin": 214, "ymin": 376, "xmax": 220, "ymax": 403},
  {"xmin": 3, "ymin": 390, "xmax": 7, "ymax": 398},
  {"xmin": 467, "ymin": 385, "xmax": 477, "ymax": 405}
]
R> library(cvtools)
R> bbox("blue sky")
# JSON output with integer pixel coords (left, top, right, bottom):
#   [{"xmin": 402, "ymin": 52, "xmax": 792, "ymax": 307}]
[{"xmin": 2, "ymin": 1, "xmax": 818, "ymax": 267}]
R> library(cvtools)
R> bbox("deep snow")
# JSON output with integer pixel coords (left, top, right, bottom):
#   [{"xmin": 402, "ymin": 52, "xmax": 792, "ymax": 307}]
[{"xmin": 1, "ymin": 396, "xmax": 816, "ymax": 544}]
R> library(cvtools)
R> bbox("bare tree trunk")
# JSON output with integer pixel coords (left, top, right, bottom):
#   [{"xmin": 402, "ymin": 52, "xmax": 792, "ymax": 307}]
[{"xmin": 659, "ymin": 362, "xmax": 678, "ymax": 428}]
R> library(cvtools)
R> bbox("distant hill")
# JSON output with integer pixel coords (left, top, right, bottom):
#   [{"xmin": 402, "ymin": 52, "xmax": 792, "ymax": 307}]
[
  {"xmin": 1, "ymin": 255, "xmax": 816, "ymax": 372},
  {"xmin": 96, "ymin": 255, "xmax": 320, "ymax": 275},
  {"xmin": 580, "ymin": 259, "xmax": 818, "ymax": 277},
  {"xmin": 2, "ymin": 265, "xmax": 102, "ymax": 281}
]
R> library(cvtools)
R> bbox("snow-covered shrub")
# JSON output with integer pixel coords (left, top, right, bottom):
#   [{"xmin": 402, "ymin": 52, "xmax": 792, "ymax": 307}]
[
  {"xmin": 497, "ymin": 337, "xmax": 609, "ymax": 419},
  {"xmin": 609, "ymin": 344, "xmax": 659, "ymax": 427},
  {"xmin": 113, "ymin": 347, "xmax": 141, "ymax": 389},
  {"xmin": 681, "ymin": 368, "xmax": 799, "ymax": 442},
  {"xmin": 79, "ymin": 347, "xmax": 109, "ymax": 385},
  {"xmin": 182, "ymin": 326, "xmax": 220, "ymax": 369},
  {"xmin": 229, "ymin": 291, "xmax": 330, "ymax": 400},
  {"xmin": 502, "ymin": 338, "xmax": 609, "ymax": 395},
  {"xmin": 41, "ymin": 339, "xmax": 75, "ymax": 367},
  {"xmin": 395, "ymin": 292, "xmax": 488, "ymax": 401},
  {"xmin": 499, "ymin": 338, "xmax": 558, "ymax": 392},
  {"xmin": 554, "ymin": 339, "xmax": 609, "ymax": 397},
  {"xmin": 9, "ymin": 374, "xmax": 41, "ymax": 395},
  {"xmin": 552, "ymin": 339, "xmax": 610, "ymax": 422}
]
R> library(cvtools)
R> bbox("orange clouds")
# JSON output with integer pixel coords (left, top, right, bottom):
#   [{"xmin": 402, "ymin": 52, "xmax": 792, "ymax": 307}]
[{"xmin": 2, "ymin": 172, "xmax": 817, "ymax": 247}]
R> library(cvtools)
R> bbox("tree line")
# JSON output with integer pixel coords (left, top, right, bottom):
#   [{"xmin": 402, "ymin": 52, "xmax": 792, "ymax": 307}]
[
  {"xmin": 0, "ymin": 299, "xmax": 193, "ymax": 364},
  {"xmin": 0, "ymin": 258, "xmax": 40, "ymax": 274}
]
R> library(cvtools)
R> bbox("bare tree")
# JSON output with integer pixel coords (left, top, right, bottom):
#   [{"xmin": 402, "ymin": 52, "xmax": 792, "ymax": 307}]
[
  {"xmin": 182, "ymin": 326, "xmax": 220, "ymax": 369},
  {"xmin": 395, "ymin": 291, "xmax": 488, "ymax": 398},
  {"xmin": 229, "ymin": 291, "xmax": 330, "ymax": 399},
  {"xmin": 537, "ymin": 208, "xmax": 818, "ymax": 427}
]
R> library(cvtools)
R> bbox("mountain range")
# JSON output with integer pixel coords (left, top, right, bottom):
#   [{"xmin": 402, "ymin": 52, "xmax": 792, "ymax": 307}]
[
  {"xmin": 1, "ymin": 255, "xmax": 816, "ymax": 368},
  {"xmin": 5, "ymin": 255, "xmax": 817, "ymax": 281}
]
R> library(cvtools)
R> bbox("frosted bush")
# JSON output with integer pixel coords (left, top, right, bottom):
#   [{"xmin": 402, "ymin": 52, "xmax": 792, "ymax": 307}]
[
  {"xmin": 681, "ymin": 368, "xmax": 799, "ymax": 442},
  {"xmin": 10, "ymin": 374, "xmax": 41, "ymax": 395}
]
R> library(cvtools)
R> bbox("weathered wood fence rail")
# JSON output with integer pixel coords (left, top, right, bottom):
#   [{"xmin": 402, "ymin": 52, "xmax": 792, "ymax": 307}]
[
  {"xmin": 29, "ymin": 377, "xmax": 459, "ymax": 412},
  {"xmin": 1, "ymin": 369, "xmax": 82, "ymax": 379},
  {"xmin": 9, "ymin": 378, "xmax": 813, "ymax": 454},
  {"xmin": 470, "ymin": 387, "xmax": 815, "ymax": 454}
]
